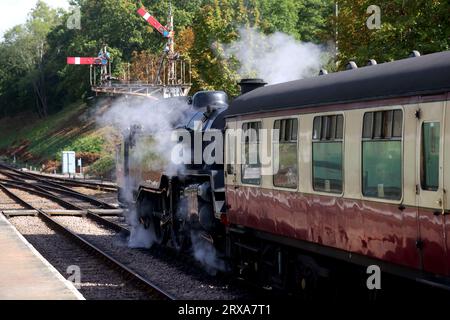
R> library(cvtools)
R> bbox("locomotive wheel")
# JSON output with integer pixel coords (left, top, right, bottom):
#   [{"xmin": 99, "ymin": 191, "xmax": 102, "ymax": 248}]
[
  {"xmin": 171, "ymin": 222, "xmax": 189, "ymax": 252},
  {"xmin": 170, "ymin": 218, "xmax": 189, "ymax": 251},
  {"xmin": 137, "ymin": 196, "xmax": 169, "ymax": 246},
  {"xmin": 293, "ymin": 257, "xmax": 319, "ymax": 298}
]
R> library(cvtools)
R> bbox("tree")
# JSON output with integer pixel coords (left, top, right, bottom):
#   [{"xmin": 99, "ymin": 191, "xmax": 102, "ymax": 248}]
[
  {"xmin": 27, "ymin": 1, "xmax": 63, "ymax": 117},
  {"xmin": 189, "ymin": 0, "xmax": 253, "ymax": 96},
  {"xmin": 0, "ymin": 1, "xmax": 62, "ymax": 117},
  {"xmin": 335, "ymin": 0, "xmax": 450, "ymax": 68},
  {"xmin": 296, "ymin": 0, "xmax": 334, "ymax": 43},
  {"xmin": 44, "ymin": 0, "xmax": 206, "ymax": 105},
  {"xmin": 258, "ymin": 0, "xmax": 300, "ymax": 37}
]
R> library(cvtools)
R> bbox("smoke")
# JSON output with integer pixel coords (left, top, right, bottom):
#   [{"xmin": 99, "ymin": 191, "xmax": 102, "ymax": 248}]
[
  {"xmin": 175, "ymin": 195, "xmax": 226, "ymax": 274},
  {"xmin": 220, "ymin": 27, "xmax": 326, "ymax": 84},
  {"xmin": 98, "ymin": 96, "xmax": 187, "ymax": 133},
  {"xmin": 97, "ymin": 96, "xmax": 190, "ymax": 248},
  {"xmin": 190, "ymin": 231, "xmax": 227, "ymax": 276},
  {"xmin": 98, "ymin": 96, "xmax": 191, "ymax": 189},
  {"xmin": 126, "ymin": 208, "xmax": 156, "ymax": 249}
]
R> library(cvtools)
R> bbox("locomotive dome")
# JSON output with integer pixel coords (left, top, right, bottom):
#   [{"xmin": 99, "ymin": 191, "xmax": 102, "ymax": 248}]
[
  {"xmin": 191, "ymin": 91, "xmax": 229, "ymax": 109},
  {"xmin": 228, "ymin": 50, "xmax": 450, "ymax": 117}
]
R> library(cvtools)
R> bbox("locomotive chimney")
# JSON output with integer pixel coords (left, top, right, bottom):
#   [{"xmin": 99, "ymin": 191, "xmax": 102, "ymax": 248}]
[{"xmin": 238, "ymin": 78, "xmax": 267, "ymax": 95}]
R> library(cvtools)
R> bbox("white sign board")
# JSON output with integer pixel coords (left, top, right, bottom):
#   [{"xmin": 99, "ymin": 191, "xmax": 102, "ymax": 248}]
[{"xmin": 62, "ymin": 151, "xmax": 76, "ymax": 174}]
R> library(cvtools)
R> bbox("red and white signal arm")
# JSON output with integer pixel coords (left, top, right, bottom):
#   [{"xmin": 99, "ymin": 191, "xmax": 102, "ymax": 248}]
[
  {"xmin": 67, "ymin": 57, "xmax": 102, "ymax": 65},
  {"xmin": 137, "ymin": 7, "xmax": 171, "ymax": 38}
]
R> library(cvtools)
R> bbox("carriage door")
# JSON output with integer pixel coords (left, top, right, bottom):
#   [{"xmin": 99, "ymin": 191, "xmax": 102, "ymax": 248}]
[
  {"xmin": 416, "ymin": 102, "xmax": 447, "ymax": 275},
  {"xmin": 225, "ymin": 120, "xmax": 238, "ymax": 209}
]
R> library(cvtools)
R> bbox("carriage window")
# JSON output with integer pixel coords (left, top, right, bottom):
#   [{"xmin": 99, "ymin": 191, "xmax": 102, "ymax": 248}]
[
  {"xmin": 421, "ymin": 122, "xmax": 440, "ymax": 191},
  {"xmin": 241, "ymin": 121, "xmax": 261, "ymax": 185},
  {"xmin": 226, "ymin": 130, "xmax": 236, "ymax": 175},
  {"xmin": 187, "ymin": 112, "xmax": 205, "ymax": 130},
  {"xmin": 273, "ymin": 119, "xmax": 298, "ymax": 189},
  {"xmin": 362, "ymin": 110, "xmax": 403, "ymax": 200},
  {"xmin": 312, "ymin": 115, "xmax": 344, "ymax": 193}
]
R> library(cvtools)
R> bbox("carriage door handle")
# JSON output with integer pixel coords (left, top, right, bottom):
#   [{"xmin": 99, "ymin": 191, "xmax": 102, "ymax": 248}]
[{"xmin": 433, "ymin": 197, "xmax": 449, "ymax": 216}]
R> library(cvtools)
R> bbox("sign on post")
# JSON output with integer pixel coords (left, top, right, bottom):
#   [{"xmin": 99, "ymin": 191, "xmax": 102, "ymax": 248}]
[
  {"xmin": 78, "ymin": 158, "xmax": 83, "ymax": 177},
  {"xmin": 62, "ymin": 151, "xmax": 76, "ymax": 175}
]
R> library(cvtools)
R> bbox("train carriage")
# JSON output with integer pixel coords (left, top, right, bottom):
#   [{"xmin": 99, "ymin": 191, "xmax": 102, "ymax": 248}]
[{"xmin": 224, "ymin": 51, "xmax": 450, "ymax": 290}]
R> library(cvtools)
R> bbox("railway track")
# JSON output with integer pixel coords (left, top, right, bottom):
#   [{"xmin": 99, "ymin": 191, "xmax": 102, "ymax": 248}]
[
  {"xmin": 0, "ymin": 168, "xmax": 127, "ymax": 231},
  {"xmin": 0, "ymin": 179, "xmax": 173, "ymax": 300},
  {"xmin": 0, "ymin": 166, "xmax": 256, "ymax": 299},
  {"xmin": 0, "ymin": 163, "xmax": 117, "ymax": 192}
]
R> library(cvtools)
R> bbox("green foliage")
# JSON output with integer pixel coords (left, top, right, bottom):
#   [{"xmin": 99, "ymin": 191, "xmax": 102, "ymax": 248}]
[
  {"xmin": 188, "ymin": 0, "xmax": 335, "ymax": 95},
  {"xmin": 58, "ymin": 135, "xmax": 104, "ymax": 157},
  {"xmin": 189, "ymin": 0, "xmax": 244, "ymax": 95},
  {"xmin": 0, "ymin": 0, "xmax": 336, "ymax": 116},
  {"xmin": 258, "ymin": 0, "xmax": 301, "ymax": 36},
  {"xmin": 336, "ymin": 0, "xmax": 450, "ymax": 67},
  {"xmin": 296, "ymin": 0, "xmax": 334, "ymax": 43},
  {"xmin": 0, "ymin": 1, "xmax": 63, "ymax": 117},
  {"xmin": 86, "ymin": 154, "xmax": 115, "ymax": 177},
  {"xmin": 1, "ymin": 0, "xmax": 448, "ymax": 119},
  {"xmin": 0, "ymin": 101, "xmax": 92, "ymax": 161}
]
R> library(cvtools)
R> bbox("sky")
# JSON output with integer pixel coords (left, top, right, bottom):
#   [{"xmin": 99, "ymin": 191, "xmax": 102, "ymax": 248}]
[{"xmin": 0, "ymin": 0, "xmax": 70, "ymax": 38}]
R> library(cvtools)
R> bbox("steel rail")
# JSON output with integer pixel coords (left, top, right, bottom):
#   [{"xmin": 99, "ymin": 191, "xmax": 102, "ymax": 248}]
[
  {"xmin": 26, "ymin": 172, "xmax": 118, "ymax": 192},
  {"xmin": 0, "ymin": 182, "xmax": 174, "ymax": 300},
  {"xmin": 34, "ymin": 183, "xmax": 116, "ymax": 209},
  {"xmin": 27, "ymin": 171, "xmax": 117, "ymax": 191},
  {"xmin": 0, "ymin": 163, "xmax": 117, "ymax": 192},
  {"xmin": 0, "ymin": 179, "xmax": 81, "ymax": 210},
  {"xmin": 0, "ymin": 178, "xmax": 129, "ymax": 234},
  {"xmin": 0, "ymin": 169, "xmax": 116, "ymax": 209},
  {"xmin": 0, "ymin": 167, "xmax": 127, "ymax": 234}
]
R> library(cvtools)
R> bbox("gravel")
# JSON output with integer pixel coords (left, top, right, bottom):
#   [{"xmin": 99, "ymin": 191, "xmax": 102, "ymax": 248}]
[
  {"xmin": 70, "ymin": 187, "xmax": 106, "ymax": 195},
  {"xmin": 52, "ymin": 216, "xmax": 253, "ymax": 300},
  {"xmin": 102, "ymin": 215, "xmax": 130, "ymax": 229},
  {"xmin": 89, "ymin": 191, "xmax": 119, "ymax": 205},
  {"xmin": 68, "ymin": 188, "xmax": 119, "ymax": 207},
  {"xmin": 0, "ymin": 190, "xmax": 25, "ymax": 210},
  {"xmin": 0, "ymin": 173, "xmax": 11, "ymax": 180},
  {"xmin": 42, "ymin": 190, "xmax": 100, "ymax": 210},
  {"xmin": 9, "ymin": 216, "xmax": 155, "ymax": 300},
  {"xmin": 7, "ymin": 187, "xmax": 64, "ymax": 210}
]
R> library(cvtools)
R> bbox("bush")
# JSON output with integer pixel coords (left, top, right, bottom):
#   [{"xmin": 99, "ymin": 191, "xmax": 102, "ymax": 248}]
[
  {"xmin": 56, "ymin": 135, "xmax": 104, "ymax": 161},
  {"xmin": 86, "ymin": 155, "xmax": 115, "ymax": 178}
]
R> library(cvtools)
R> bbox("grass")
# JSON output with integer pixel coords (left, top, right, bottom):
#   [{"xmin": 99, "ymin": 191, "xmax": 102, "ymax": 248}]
[
  {"xmin": 0, "ymin": 101, "xmax": 119, "ymax": 177},
  {"xmin": 55, "ymin": 135, "xmax": 105, "ymax": 161},
  {"xmin": 0, "ymin": 102, "xmax": 89, "ymax": 159}
]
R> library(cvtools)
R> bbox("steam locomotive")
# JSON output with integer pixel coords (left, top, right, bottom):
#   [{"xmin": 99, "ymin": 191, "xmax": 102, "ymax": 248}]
[{"xmin": 119, "ymin": 50, "xmax": 450, "ymax": 293}]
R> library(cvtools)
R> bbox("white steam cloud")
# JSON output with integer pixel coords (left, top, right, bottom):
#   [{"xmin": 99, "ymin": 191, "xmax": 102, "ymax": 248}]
[
  {"xmin": 220, "ymin": 27, "xmax": 326, "ymax": 84},
  {"xmin": 98, "ymin": 96, "xmax": 190, "ymax": 184},
  {"xmin": 126, "ymin": 208, "xmax": 155, "ymax": 249},
  {"xmin": 97, "ymin": 96, "xmax": 190, "ymax": 249},
  {"xmin": 190, "ymin": 231, "xmax": 227, "ymax": 275}
]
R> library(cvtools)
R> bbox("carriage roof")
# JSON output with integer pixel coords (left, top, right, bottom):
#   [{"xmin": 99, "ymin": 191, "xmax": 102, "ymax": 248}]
[{"xmin": 228, "ymin": 50, "xmax": 450, "ymax": 117}]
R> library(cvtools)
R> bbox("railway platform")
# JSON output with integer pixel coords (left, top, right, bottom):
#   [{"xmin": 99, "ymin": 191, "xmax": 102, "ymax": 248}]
[{"xmin": 0, "ymin": 213, "xmax": 84, "ymax": 300}]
